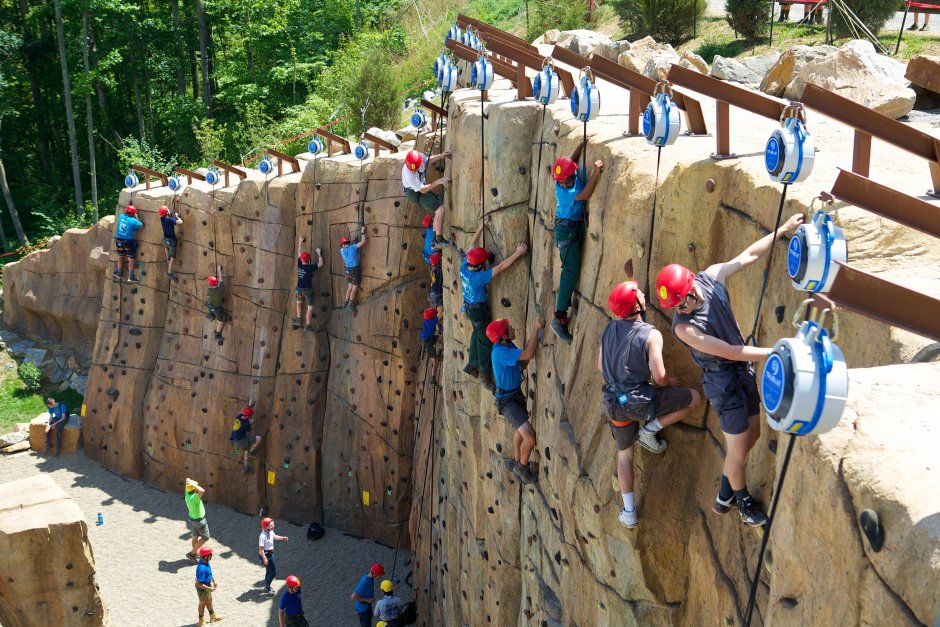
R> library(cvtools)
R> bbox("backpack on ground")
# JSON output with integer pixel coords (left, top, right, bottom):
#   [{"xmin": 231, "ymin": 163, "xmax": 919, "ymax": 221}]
[
  {"xmin": 400, "ymin": 601, "xmax": 417, "ymax": 625},
  {"xmin": 306, "ymin": 522, "xmax": 325, "ymax": 541}
]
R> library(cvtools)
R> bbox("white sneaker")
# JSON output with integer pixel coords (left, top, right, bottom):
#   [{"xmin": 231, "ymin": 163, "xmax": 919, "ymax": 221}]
[
  {"xmin": 618, "ymin": 508, "xmax": 638, "ymax": 529},
  {"xmin": 637, "ymin": 428, "xmax": 667, "ymax": 454}
]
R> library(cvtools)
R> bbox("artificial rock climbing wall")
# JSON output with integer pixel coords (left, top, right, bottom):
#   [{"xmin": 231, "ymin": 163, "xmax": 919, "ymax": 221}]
[{"xmin": 408, "ymin": 84, "xmax": 940, "ymax": 626}]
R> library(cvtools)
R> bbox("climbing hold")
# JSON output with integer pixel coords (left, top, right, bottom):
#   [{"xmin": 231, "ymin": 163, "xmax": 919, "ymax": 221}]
[
  {"xmin": 533, "ymin": 61, "xmax": 560, "ymax": 106},
  {"xmin": 128, "ymin": 327, "xmax": 142, "ymax": 336},
  {"xmin": 787, "ymin": 210, "xmax": 846, "ymax": 293},
  {"xmin": 490, "ymin": 187, "xmax": 498, "ymax": 196},
  {"xmin": 500, "ymin": 297, "xmax": 511, "ymax": 308},
  {"xmin": 765, "ymin": 104, "xmax": 814, "ymax": 184},
  {"xmin": 623, "ymin": 258, "xmax": 634, "ymax": 277},
  {"xmin": 859, "ymin": 509, "xmax": 884, "ymax": 552},
  {"xmin": 643, "ymin": 82, "xmax": 680, "ymax": 147},
  {"xmin": 705, "ymin": 179, "xmax": 715, "ymax": 193},
  {"xmin": 124, "ymin": 172, "xmax": 139, "ymax": 188},
  {"xmin": 570, "ymin": 69, "xmax": 600, "ymax": 123},
  {"xmin": 775, "ymin": 305, "xmax": 786, "ymax": 324}
]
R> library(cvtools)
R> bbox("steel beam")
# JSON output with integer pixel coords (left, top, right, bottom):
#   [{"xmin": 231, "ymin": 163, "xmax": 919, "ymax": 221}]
[
  {"xmin": 315, "ymin": 128, "xmax": 351, "ymax": 157},
  {"xmin": 131, "ymin": 164, "xmax": 169, "ymax": 189},
  {"xmin": 173, "ymin": 167, "xmax": 205, "ymax": 184},
  {"xmin": 264, "ymin": 148, "xmax": 300, "ymax": 175},
  {"xmin": 363, "ymin": 132, "xmax": 399, "ymax": 155},
  {"xmin": 482, "ymin": 37, "xmax": 573, "ymax": 96},
  {"xmin": 456, "ymin": 14, "xmax": 534, "ymax": 50},
  {"xmin": 829, "ymin": 169, "xmax": 940, "ymax": 239},
  {"xmin": 212, "ymin": 160, "xmax": 247, "ymax": 188},
  {"xmin": 421, "ymin": 99, "xmax": 447, "ymax": 131},
  {"xmin": 446, "ymin": 39, "xmax": 520, "ymax": 87}
]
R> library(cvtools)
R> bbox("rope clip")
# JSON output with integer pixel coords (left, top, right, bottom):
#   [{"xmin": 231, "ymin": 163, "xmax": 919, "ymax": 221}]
[{"xmin": 792, "ymin": 299, "xmax": 839, "ymax": 341}]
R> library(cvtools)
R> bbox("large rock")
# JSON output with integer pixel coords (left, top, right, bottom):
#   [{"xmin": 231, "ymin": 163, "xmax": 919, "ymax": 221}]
[
  {"xmin": 711, "ymin": 55, "xmax": 761, "ymax": 85},
  {"xmin": 905, "ymin": 54, "xmax": 940, "ymax": 94},
  {"xmin": 533, "ymin": 29, "xmax": 561, "ymax": 45},
  {"xmin": 618, "ymin": 36, "xmax": 679, "ymax": 79},
  {"xmin": 740, "ymin": 52, "xmax": 781, "ymax": 78},
  {"xmin": 592, "ymin": 39, "xmax": 632, "ymax": 62},
  {"xmin": 678, "ymin": 51, "xmax": 708, "ymax": 74},
  {"xmin": 555, "ymin": 29, "xmax": 614, "ymax": 57},
  {"xmin": 366, "ymin": 126, "xmax": 401, "ymax": 148},
  {"xmin": 644, "ymin": 51, "xmax": 682, "ymax": 81},
  {"xmin": 0, "ymin": 475, "xmax": 108, "ymax": 626},
  {"xmin": 760, "ymin": 44, "xmax": 836, "ymax": 96},
  {"xmin": 785, "ymin": 40, "xmax": 915, "ymax": 119}
]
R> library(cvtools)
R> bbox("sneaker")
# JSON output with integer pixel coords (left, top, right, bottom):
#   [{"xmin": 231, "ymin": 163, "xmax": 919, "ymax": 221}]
[
  {"xmin": 431, "ymin": 238, "xmax": 453, "ymax": 250},
  {"xmin": 208, "ymin": 615, "xmax": 224, "ymax": 623},
  {"xmin": 738, "ymin": 496, "xmax": 768, "ymax": 527},
  {"xmin": 198, "ymin": 619, "xmax": 205, "ymax": 626},
  {"xmin": 349, "ymin": 302, "xmax": 358, "ymax": 313},
  {"xmin": 504, "ymin": 458, "xmax": 517, "ymax": 472},
  {"xmin": 127, "ymin": 274, "xmax": 138, "ymax": 283},
  {"xmin": 618, "ymin": 508, "xmax": 638, "ymax": 529},
  {"xmin": 167, "ymin": 272, "xmax": 178, "ymax": 281},
  {"xmin": 462, "ymin": 365, "xmax": 480, "ymax": 379},
  {"xmin": 479, "ymin": 373, "xmax": 495, "ymax": 393},
  {"xmin": 187, "ymin": 552, "xmax": 197, "ymax": 565},
  {"xmin": 303, "ymin": 324, "xmax": 313, "ymax": 333},
  {"xmin": 215, "ymin": 333, "xmax": 224, "ymax": 346},
  {"xmin": 292, "ymin": 318, "xmax": 301, "ymax": 330},
  {"xmin": 262, "ymin": 587, "xmax": 274, "ymax": 596},
  {"xmin": 908, "ymin": 22, "xmax": 919, "ymax": 30},
  {"xmin": 637, "ymin": 429, "xmax": 667, "ymax": 454},
  {"xmin": 712, "ymin": 494, "xmax": 735, "ymax": 515},
  {"xmin": 512, "ymin": 463, "xmax": 538, "ymax": 484},
  {"xmin": 112, "ymin": 270, "xmax": 121, "ymax": 280},
  {"xmin": 920, "ymin": 24, "xmax": 929, "ymax": 31},
  {"xmin": 550, "ymin": 318, "xmax": 573, "ymax": 344}
]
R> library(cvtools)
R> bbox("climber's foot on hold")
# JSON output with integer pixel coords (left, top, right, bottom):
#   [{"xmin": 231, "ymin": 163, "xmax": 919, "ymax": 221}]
[
  {"xmin": 431, "ymin": 238, "xmax": 452, "ymax": 250},
  {"xmin": 504, "ymin": 458, "xmax": 517, "ymax": 473},
  {"xmin": 512, "ymin": 463, "xmax": 538, "ymax": 484},
  {"xmin": 303, "ymin": 324, "xmax": 314, "ymax": 333},
  {"xmin": 738, "ymin": 496, "xmax": 768, "ymax": 527},
  {"xmin": 215, "ymin": 332, "xmax": 224, "ymax": 346},
  {"xmin": 618, "ymin": 508, "xmax": 638, "ymax": 529},
  {"xmin": 462, "ymin": 365, "xmax": 480, "ymax": 379},
  {"xmin": 167, "ymin": 272, "xmax": 177, "ymax": 281},
  {"xmin": 292, "ymin": 318, "xmax": 302, "ymax": 330},
  {"xmin": 243, "ymin": 463, "xmax": 251, "ymax": 474},
  {"xmin": 112, "ymin": 270, "xmax": 121, "ymax": 280},
  {"xmin": 349, "ymin": 301, "xmax": 358, "ymax": 313},
  {"xmin": 479, "ymin": 373, "xmax": 495, "ymax": 393},
  {"xmin": 637, "ymin": 429, "xmax": 667, "ymax": 454},
  {"xmin": 712, "ymin": 494, "xmax": 735, "ymax": 515},
  {"xmin": 551, "ymin": 317, "xmax": 573, "ymax": 344},
  {"xmin": 127, "ymin": 273, "xmax": 138, "ymax": 283}
]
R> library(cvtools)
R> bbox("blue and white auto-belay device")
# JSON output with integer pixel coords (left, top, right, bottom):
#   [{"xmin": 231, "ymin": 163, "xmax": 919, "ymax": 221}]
[
  {"xmin": 765, "ymin": 104, "xmax": 814, "ymax": 184},
  {"xmin": 438, "ymin": 59, "xmax": 459, "ymax": 93},
  {"xmin": 124, "ymin": 172, "xmax": 139, "ymax": 189},
  {"xmin": 411, "ymin": 108, "xmax": 428, "ymax": 129},
  {"xmin": 787, "ymin": 209, "xmax": 847, "ymax": 293},
  {"xmin": 308, "ymin": 137, "xmax": 325, "ymax": 155},
  {"xmin": 761, "ymin": 318, "xmax": 848, "ymax": 436},
  {"xmin": 643, "ymin": 82, "xmax": 680, "ymax": 146},
  {"xmin": 168, "ymin": 175, "xmax": 185, "ymax": 192},
  {"xmin": 354, "ymin": 141, "xmax": 370, "ymax": 160},
  {"xmin": 570, "ymin": 68, "xmax": 599, "ymax": 122},
  {"xmin": 205, "ymin": 166, "xmax": 221, "ymax": 186},
  {"xmin": 258, "ymin": 155, "xmax": 275, "ymax": 175},
  {"xmin": 533, "ymin": 60, "xmax": 560, "ymax": 106},
  {"xmin": 471, "ymin": 54, "xmax": 494, "ymax": 91}
]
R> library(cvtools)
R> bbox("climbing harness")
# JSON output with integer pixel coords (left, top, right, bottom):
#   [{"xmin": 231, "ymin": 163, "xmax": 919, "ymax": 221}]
[
  {"xmin": 766, "ymin": 104, "xmax": 815, "ymax": 185},
  {"xmin": 745, "ymin": 305, "xmax": 847, "ymax": 626},
  {"xmin": 787, "ymin": 199, "xmax": 846, "ymax": 293},
  {"xmin": 533, "ymin": 59, "xmax": 560, "ymax": 106},
  {"xmin": 643, "ymin": 81, "xmax": 680, "ymax": 147}
]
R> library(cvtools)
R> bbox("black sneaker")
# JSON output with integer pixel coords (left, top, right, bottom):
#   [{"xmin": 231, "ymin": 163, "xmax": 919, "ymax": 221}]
[
  {"xmin": 513, "ymin": 463, "xmax": 538, "ymax": 484},
  {"xmin": 504, "ymin": 458, "xmax": 517, "ymax": 472},
  {"xmin": 550, "ymin": 318, "xmax": 573, "ymax": 344},
  {"xmin": 462, "ymin": 365, "xmax": 480, "ymax": 379},
  {"xmin": 187, "ymin": 552, "xmax": 198, "ymax": 565},
  {"xmin": 112, "ymin": 270, "xmax": 121, "ymax": 280},
  {"xmin": 713, "ymin": 494, "xmax": 735, "ymax": 515},
  {"xmin": 127, "ymin": 274, "xmax": 138, "ymax": 283},
  {"xmin": 292, "ymin": 318, "xmax": 301, "ymax": 330},
  {"xmin": 349, "ymin": 302, "xmax": 358, "ymax": 313},
  {"xmin": 738, "ymin": 496, "xmax": 768, "ymax": 527},
  {"xmin": 303, "ymin": 324, "xmax": 314, "ymax": 333},
  {"xmin": 167, "ymin": 272, "xmax": 178, "ymax": 281}
]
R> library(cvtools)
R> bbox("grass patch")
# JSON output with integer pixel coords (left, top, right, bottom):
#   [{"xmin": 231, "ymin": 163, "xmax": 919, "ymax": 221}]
[{"xmin": 0, "ymin": 351, "xmax": 84, "ymax": 432}]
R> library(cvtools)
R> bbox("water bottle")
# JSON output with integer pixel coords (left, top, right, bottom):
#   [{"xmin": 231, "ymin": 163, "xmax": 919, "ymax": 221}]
[{"xmin": 96, "ymin": 513, "xmax": 103, "ymax": 526}]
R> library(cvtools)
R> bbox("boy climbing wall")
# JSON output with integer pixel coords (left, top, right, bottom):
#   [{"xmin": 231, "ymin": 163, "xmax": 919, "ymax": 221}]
[
  {"xmin": 428, "ymin": 252, "xmax": 443, "ymax": 310},
  {"xmin": 113, "ymin": 204, "xmax": 143, "ymax": 283},
  {"xmin": 420, "ymin": 307, "xmax": 442, "ymax": 387},
  {"xmin": 230, "ymin": 401, "xmax": 262, "ymax": 473},
  {"xmin": 294, "ymin": 235, "xmax": 323, "ymax": 332},
  {"xmin": 160, "ymin": 205, "xmax": 183, "ymax": 281},
  {"xmin": 404, "ymin": 149, "xmax": 452, "ymax": 250},
  {"xmin": 340, "ymin": 227, "xmax": 367, "ymax": 313},
  {"xmin": 205, "ymin": 264, "xmax": 230, "ymax": 346}
]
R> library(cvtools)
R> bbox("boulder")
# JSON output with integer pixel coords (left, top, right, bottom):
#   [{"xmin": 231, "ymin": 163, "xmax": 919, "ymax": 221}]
[
  {"xmin": 0, "ymin": 475, "xmax": 108, "ymax": 626},
  {"xmin": 618, "ymin": 36, "xmax": 679, "ymax": 78},
  {"xmin": 22, "ymin": 347, "xmax": 53, "ymax": 379},
  {"xmin": 0, "ymin": 432, "xmax": 28, "ymax": 448},
  {"xmin": 678, "ymin": 51, "xmax": 709, "ymax": 74},
  {"xmin": 905, "ymin": 54, "xmax": 940, "ymax": 94},
  {"xmin": 785, "ymin": 40, "xmax": 915, "ymax": 119},
  {"xmin": 365, "ymin": 126, "xmax": 401, "ymax": 148},
  {"xmin": 740, "ymin": 52, "xmax": 781, "ymax": 77},
  {"xmin": 711, "ymin": 55, "xmax": 761, "ymax": 85},
  {"xmin": 534, "ymin": 29, "xmax": 561, "ymax": 45},
  {"xmin": 555, "ymin": 29, "xmax": 614, "ymax": 57},
  {"xmin": 6, "ymin": 338, "xmax": 35, "ymax": 358},
  {"xmin": 760, "ymin": 44, "xmax": 836, "ymax": 96},
  {"xmin": 644, "ymin": 51, "xmax": 681, "ymax": 81},
  {"xmin": 70, "ymin": 374, "xmax": 88, "ymax": 396},
  {"xmin": 592, "ymin": 39, "xmax": 632, "ymax": 62},
  {"xmin": 28, "ymin": 413, "xmax": 82, "ymax": 454}
]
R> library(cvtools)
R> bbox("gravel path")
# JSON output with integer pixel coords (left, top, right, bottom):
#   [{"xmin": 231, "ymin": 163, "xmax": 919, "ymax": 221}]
[{"xmin": 0, "ymin": 450, "xmax": 412, "ymax": 627}]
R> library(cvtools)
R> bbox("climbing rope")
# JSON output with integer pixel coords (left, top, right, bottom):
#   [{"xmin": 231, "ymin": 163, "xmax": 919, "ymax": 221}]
[
  {"xmin": 643, "ymin": 147, "xmax": 663, "ymax": 297},
  {"xmin": 357, "ymin": 157, "xmax": 367, "ymax": 229},
  {"xmin": 744, "ymin": 184, "xmax": 789, "ymax": 346},
  {"xmin": 480, "ymin": 89, "xmax": 486, "ymax": 251}
]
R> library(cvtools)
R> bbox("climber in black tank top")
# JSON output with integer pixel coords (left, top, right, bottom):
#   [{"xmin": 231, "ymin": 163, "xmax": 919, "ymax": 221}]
[{"xmin": 655, "ymin": 212, "xmax": 804, "ymax": 528}]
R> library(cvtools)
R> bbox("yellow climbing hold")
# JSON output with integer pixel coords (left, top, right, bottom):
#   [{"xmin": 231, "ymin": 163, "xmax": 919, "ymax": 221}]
[
  {"xmin": 81, "ymin": 404, "xmax": 87, "ymax": 417},
  {"xmin": 267, "ymin": 470, "xmax": 276, "ymax": 485},
  {"xmin": 362, "ymin": 491, "xmax": 370, "ymax": 506}
]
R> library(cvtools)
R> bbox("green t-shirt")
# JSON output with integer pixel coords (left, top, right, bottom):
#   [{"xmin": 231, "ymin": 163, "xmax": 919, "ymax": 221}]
[
  {"xmin": 206, "ymin": 283, "xmax": 224, "ymax": 307},
  {"xmin": 185, "ymin": 490, "xmax": 205, "ymax": 519}
]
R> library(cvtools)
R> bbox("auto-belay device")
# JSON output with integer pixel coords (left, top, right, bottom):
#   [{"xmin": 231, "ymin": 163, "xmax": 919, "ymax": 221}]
[
  {"xmin": 308, "ymin": 137, "xmax": 325, "ymax": 155},
  {"xmin": 471, "ymin": 54, "xmax": 494, "ymax": 92},
  {"xmin": 124, "ymin": 172, "xmax": 139, "ymax": 189},
  {"xmin": 570, "ymin": 68, "xmax": 599, "ymax": 123},
  {"xmin": 205, "ymin": 166, "xmax": 221, "ymax": 186},
  {"xmin": 411, "ymin": 109, "xmax": 428, "ymax": 129},
  {"xmin": 354, "ymin": 141, "xmax": 370, "ymax": 160},
  {"xmin": 258, "ymin": 155, "xmax": 275, "ymax": 175},
  {"xmin": 439, "ymin": 59, "xmax": 459, "ymax": 93},
  {"xmin": 168, "ymin": 175, "xmax": 185, "ymax": 193},
  {"xmin": 433, "ymin": 51, "xmax": 447, "ymax": 82},
  {"xmin": 446, "ymin": 24, "xmax": 461, "ymax": 43},
  {"xmin": 765, "ymin": 103, "xmax": 814, "ymax": 184},
  {"xmin": 761, "ymin": 312, "xmax": 848, "ymax": 436},
  {"xmin": 461, "ymin": 28, "xmax": 480, "ymax": 50},
  {"xmin": 643, "ymin": 81, "xmax": 681, "ymax": 147},
  {"xmin": 533, "ymin": 59, "xmax": 560, "ymax": 106},
  {"xmin": 787, "ymin": 207, "xmax": 847, "ymax": 293}
]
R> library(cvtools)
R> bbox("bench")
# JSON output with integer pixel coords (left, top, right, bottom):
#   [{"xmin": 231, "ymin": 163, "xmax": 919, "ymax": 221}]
[{"xmin": 896, "ymin": 1, "xmax": 940, "ymax": 53}]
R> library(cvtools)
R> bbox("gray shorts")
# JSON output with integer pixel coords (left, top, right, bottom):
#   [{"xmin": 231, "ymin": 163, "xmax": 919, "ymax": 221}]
[
  {"xmin": 188, "ymin": 517, "xmax": 210, "ymax": 540},
  {"xmin": 345, "ymin": 266, "xmax": 361, "ymax": 286},
  {"xmin": 703, "ymin": 369, "xmax": 761, "ymax": 436},
  {"xmin": 496, "ymin": 390, "xmax": 529, "ymax": 430},
  {"xmin": 163, "ymin": 237, "xmax": 178, "ymax": 258},
  {"xmin": 295, "ymin": 287, "xmax": 315, "ymax": 306},
  {"xmin": 604, "ymin": 387, "xmax": 694, "ymax": 451}
]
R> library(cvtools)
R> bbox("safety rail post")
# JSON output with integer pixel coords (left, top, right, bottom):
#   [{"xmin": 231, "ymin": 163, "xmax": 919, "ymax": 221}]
[
  {"xmin": 211, "ymin": 160, "xmax": 247, "ymax": 188},
  {"xmin": 131, "ymin": 164, "xmax": 169, "ymax": 190},
  {"xmin": 314, "ymin": 128, "xmax": 351, "ymax": 157},
  {"xmin": 173, "ymin": 167, "xmax": 205, "ymax": 184},
  {"xmin": 362, "ymin": 132, "xmax": 400, "ymax": 156},
  {"xmin": 420, "ymin": 99, "xmax": 448, "ymax": 132},
  {"xmin": 829, "ymin": 169, "xmax": 940, "ymax": 239},
  {"xmin": 264, "ymin": 148, "xmax": 301, "ymax": 176}
]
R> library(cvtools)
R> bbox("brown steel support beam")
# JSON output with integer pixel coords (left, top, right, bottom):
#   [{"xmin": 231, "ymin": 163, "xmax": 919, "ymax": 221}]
[
  {"xmin": 851, "ymin": 130, "xmax": 872, "ymax": 178},
  {"xmin": 827, "ymin": 262, "xmax": 940, "ymax": 341},
  {"xmin": 131, "ymin": 164, "xmax": 169, "ymax": 189},
  {"xmin": 363, "ymin": 132, "xmax": 399, "ymax": 155},
  {"xmin": 715, "ymin": 100, "xmax": 732, "ymax": 158},
  {"xmin": 456, "ymin": 14, "xmax": 534, "ymax": 50},
  {"xmin": 315, "ymin": 128, "xmax": 351, "ymax": 157},
  {"xmin": 421, "ymin": 99, "xmax": 447, "ymax": 132},
  {"xmin": 480, "ymin": 36, "xmax": 574, "ymax": 96},
  {"xmin": 211, "ymin": 160, "xmax": 247, "ymax": 188},
  {"xmin": 629, "ymin": 87, "xmax": 646, "ymax": 136},
  {"xmin": 264, "ymin": 148, "xmax": 300, "ymax": 176},
  {"xmin": 173, "ymin": 167, "xmax": 205, "ymax": 184},
  {"xmin": 829, "ymin": 169, "xmax": 940, "ymax": 239},
  {"xmin": 446, "ymin": 39, "xmax": 520, "ymax": 89}
]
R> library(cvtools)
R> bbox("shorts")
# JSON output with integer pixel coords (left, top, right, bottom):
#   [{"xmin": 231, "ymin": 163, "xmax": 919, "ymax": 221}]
[
  {"xmin": 196, "ymin": 584, "xmax": 212, "ymax": 602},
  {"xmin": 188, "ymin": 517, "xmax": 211, "ymax": 540},
  {"xmin": 496, "ymin": 390, "xmax": 529, "ymax": 430},
  {"xmin": 703, "ymin": 369, "xmax": 761, "ymax": 436},
  {"xmin": 428, "ymin": 290, "xmax": 443, "ymax": 308},
  {"xmin": 231, "ymin": 437, "xmax": 253, "ymax": 450},
  {"xmin": 206, "ymin": 305, "xmax": 231, "ymax": 323},
  {"xmin": 422, "ymin": 338, "xmax": 439, "ymax": 358},
  {"xmin": 604, "ymin": 387, "xmax": 694, "ymax": 451},
  {"xmin": 295, "ymin": 287, "xmax": 315, "ymax": 306},
  {"xmin": 345, "ymin": 266, "xmax": 361, "ymax": 286},
  {"xmin": 115, "ymin": 238, "xmax": 136, "ymax": 258},
  {"xmin": 163, "ymin": 237, "xmax": 178, "ymax": 258},
  {"xmin": 284, "ymin": 615, "xmax": 310, "ymax": 627},
  {"xmin": 404, "ymin": 187, "xmax": 443, "ymax": 212}
]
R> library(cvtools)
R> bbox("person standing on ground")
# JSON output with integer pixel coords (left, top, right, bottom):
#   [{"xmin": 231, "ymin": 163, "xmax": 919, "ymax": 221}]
[
  {"xmin": 351, "ymin": 563, "xmax": 385, "ymax": 627},
  {"xmin": 420, "ymin": 307, "xmax": 442, "ymax": 387},
  {"xmin": 205, "ymin": 264, "xmax": 230, "ymax": 346},
  {"xmin": 278, "ymin": 575, "xmax": 308, "ymax": 627},
  {"xmin": 656, "ymin": 213, "xmax": 804, "ymax": 527},
  {"xmin": 340, "ymin": 227, "xmax": 367, "ymax": 313},
  {"xmin": 909, "ymin": 11, "xmax": 931, "ymax": 30},
  {"xmin": 195, "ymin": 546, "xmax": 224, "ymax": 624},
  {"xmin": 42, "ymin": 397, "xmax": 70, "ymax": 456},
  {"xmin": 373, "ymin": 579, "xmax": 404, "ymax": 626},
  {"xmin": 599, "ymin": 281, "xmax": 701, "ymax": 529},
  {"xmin": 230, "ymin": 402, "xmax": 262, "ymax": 473},
  {"xmin": 460, "ymin": 217, "xmax": 529, "ymax": 392},
  {"xmin": 487, "ymin": 316, "xmax": 544, "ymax": 484},
  {"xmin": 550, "ymin": 140, "xmax": 604, "ymax": 343},
  {"xmin": 113, "ymin": 204, "xmax": 143, "ymax": 283},
  {"xmin": 258, "ymin": 517, "xmax": 289, "ymax": 595},
  {"xmin": 428, "ymin": 251, "xmax": 443, "ymax": 310},
  {"xmin": 404, "ymin": 149, "xmax": 453, "ymax": 251},
  {"xmin": 159, "ymin": 206, "xmax": 183, "ymax": 281},
  {"xmin": 293, "ymin": 235, "xmax": 323, "ymax": 332},
  {"xmin": 184, "ymin": 478, "xmax": 211, "ymax": 563}
]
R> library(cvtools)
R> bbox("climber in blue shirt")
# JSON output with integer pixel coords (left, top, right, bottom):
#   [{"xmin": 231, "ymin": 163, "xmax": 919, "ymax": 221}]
[
  {"xmin": 339, "ymin": 226, "xmax": 367, "ymax": 313},
  {"xmin": 420, "ymin": 307, "xmax": 441, "ymax": 387},
  {"xmin": 113, "ymin": 205, "xmax": 144, "ymax": 283}
]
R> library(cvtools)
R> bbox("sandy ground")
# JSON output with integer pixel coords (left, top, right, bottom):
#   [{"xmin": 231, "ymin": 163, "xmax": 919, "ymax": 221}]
[{"xmin": 0, "ymin": 449, "xmax": 412, "ymax": 627}]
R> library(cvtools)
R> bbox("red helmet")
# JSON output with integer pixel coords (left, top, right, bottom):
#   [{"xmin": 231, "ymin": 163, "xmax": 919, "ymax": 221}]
[
  {"xmin": 422, "ymin": 214, "xmax": 433, "ymax": 228},
  {"xmin": 370, "ymin": 563, "xmax": 385, "ymax": 576},
  {"xmin": 125, "ymin": 205, "xmax": 138, "ymax": 215},
  {"xmin": 299, "ymin": 252, "xmax": 312, "ymax": 263},
  {"xmin": 199, "ymin": 546, "xmax": 213, "ymax": 557},
  {"xmin": 242, "ymin": 407, "xmax": 254, "ymax": 417},
  {"xmin": 405, "ymin": 150, "xmax": 424, "ymax": 173},
  {"xmin": 656, "ymin": 264, "xmax": 696, "ymax": 308},
  {"xmin": 159, "ymin": 206, "xmax": 169, "ymax": 217},
  {"xmin": 486, "ymin": 318, "xmax": 510, "ymax": 343},
  {"xmin": 466, "ymin": 247, "xmax": 488, "ymax": 266},
  {"xmin": 423, "ymin": 307, "xmax": 437, "ymax": 320},
  {"xmin": 286, "ymin": 575, "xmax": 301, "ymax": 589},
  {"xmin": 339, "ymin": 236, "xmax": 351, "ymax": 246},
  {"xmin": 429, "ymin": 252, "xmax": 441, "ymax": 266},
  {"xmin": 552, "ymin": 157, "xmax": 577, "ymax": 182},
  {"xmin": 261, "ymin": 517, "xmax": 273, "ymax": 529},
  {"xmin": 206, "ymin": 276, "xmax": 220, "ymax": 288},
  {"xmin": 608, "ymin": 281, "xmax": 640, "ymax": 318}
]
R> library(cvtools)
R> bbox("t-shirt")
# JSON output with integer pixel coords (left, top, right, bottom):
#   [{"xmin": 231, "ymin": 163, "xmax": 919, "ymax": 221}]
[
  {"xmin": 297, "ymin": 258, "xmax": 319, "ymax": 289},
  {"xmin": 402, "ymin": 156, "xmax": 428, "ymax": 193},
  {"xmin": 48, "ymin": 403, "xmax": 69, "ymax": 425},
  {"xmin": 341, "ymin": 245, "xmax": 360, "ymax": 269},
  {"xmin": 259, "ymin": 528, "xmax": 275, "ymax": 551},
  {"xmin": 555, "ymin": 167, "xmax": 587, "ymax": 221},
  {"xmin": 115, "ymin": 213, "xmax": 143, "ymax": 240},
  {"xmin": 160, "ymin": 215, "xmax": 178, "ymax": 239},
  {"xmin": 206, "ymin": 283, "xmax": 224, "ymax": 307},
  {"xmin": 459, "ymin": 258, "xmax": 493, "ymax": 305},
  {"xmin": 420, "ymin": 317, "xmax": 439, "ymax": 342},
  {"xmin": 374, "ymin": 595, "xmax": 403, "ymax": 620},
  {"xmin": 185, "ymin": 490, "xmax": 205, "ymax": 519},
  {"xmin": 353, "ymin": 574, "xmax": 374, "ymax": 614},
  {"xmin": 601, "ymin": 319, "xmax": 654, "ymax": 386},
  {"xmin": 195, "ymin": 561, "xmax": 213, "ymax": 586},
  {"xmin": 491, "ymin": 342, "xmax": 523, "ymax": 397},
  {"xmin": 279, "ymin": 588, "xmax": 303, "ymax": 616},
  {"xmin": 672, "ymin": 272, "xmax": 745, "ymax": 374},
  {"xmin": 230, "ymin": 414, "xmax": 253, "ymax": 442},
  {"xmin": 430, "ymin": 264, "xmax": 443, "ymax": 296},
  {"xmin": 422, "ymin": 227, "xmax": 435, "ymax": 260}
]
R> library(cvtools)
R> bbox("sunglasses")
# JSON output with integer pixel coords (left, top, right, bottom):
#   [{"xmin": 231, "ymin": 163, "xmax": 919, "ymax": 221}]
[{"xmin": 676, "ymin": 293, "xmax": 697, "ymax": 310}]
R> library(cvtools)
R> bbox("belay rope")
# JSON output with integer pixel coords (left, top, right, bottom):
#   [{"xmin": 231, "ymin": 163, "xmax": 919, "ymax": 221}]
[
  {"xmin": 744, "ymin": 184, "xmax": 789, "ymax": 345},
  {"xmin": 480, "ymin": 88, "xmax": 486, "ymax": 251},
  {"xmin": 643, "ymin": 147, "xmax": 663, "ymax": 295}
]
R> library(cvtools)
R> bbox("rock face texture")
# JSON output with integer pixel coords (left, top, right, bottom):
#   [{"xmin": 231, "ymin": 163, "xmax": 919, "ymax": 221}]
[
  {"xmin": 0, "ymin": 475, "xmax": 108, "ymax": 626},
  {"xmin": 906, "ymin": 54, "xmax": 940, "ymax": 94}
]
